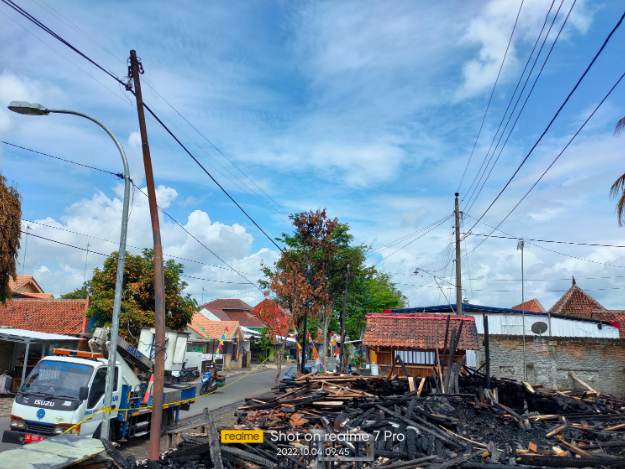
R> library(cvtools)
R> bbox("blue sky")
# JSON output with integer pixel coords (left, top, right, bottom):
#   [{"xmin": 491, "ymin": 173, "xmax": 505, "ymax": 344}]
[{"xmin": 1, "ymin": 0, "xmax": 625, "ymax": 310}]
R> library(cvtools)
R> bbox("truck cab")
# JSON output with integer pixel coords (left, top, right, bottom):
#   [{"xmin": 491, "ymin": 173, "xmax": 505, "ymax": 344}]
[{"xmin": 3, "ymin": 350, "xmax": 130, "ymax": 443}]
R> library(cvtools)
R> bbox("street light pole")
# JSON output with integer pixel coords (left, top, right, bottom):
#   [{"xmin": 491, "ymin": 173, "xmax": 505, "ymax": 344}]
[{"xmin": 8, "ymin": 101, "xmax": 131, "ymax": 441}]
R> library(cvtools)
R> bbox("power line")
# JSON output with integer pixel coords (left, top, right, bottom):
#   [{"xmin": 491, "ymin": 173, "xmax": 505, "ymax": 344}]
[
  {"xmin": 15, "ymin": 227, "xmax": 255, "ymax": 285},
  {"xmin": 1, "ymin": 0, "xmax": 287, "ymax": 253},
  {"xmin": 457, "ymin": 0, "xmax": 525, "ymax": 192},
  {"xmin": 370, "ymin": 214, "xmax": 453, "ymax": 255},
  {"xmin": 464, "ymin": 8, "xmax": 625, "ymax": 234},
  {"xmin": 464, "ymin": 214, "xmax": 625, "ymax": 270},
  {"xmin": 2, "ymin": 141, "xmax": 124, "ymax": 178},
  {"xmin": 3, "ymin": 141, "xmax": 261, "ymax": 286},
  {"xmin": 374, "ymin": 215, "xmax": 453, "ymax": 265},
  {"xmin": 465, "ymin": 69, "xmax": 625, "ymax": 256},
  {"xmin": 463, "ymin": 0, "xmax": 568, "ymax": 212},
  {"xmin": 3, "ymin": 0, "xmax": 288, "ymax": 220},
  {"xmin": 21, "ymin": 218, "xmax": 257, "ymax": 276},
  {"xmin": 466, "ymin": 232, "xmax": 625, "ymax": 248},
  {"xmin": 29, "ymin": 0, "xmax": 289, "ymax": 218}
]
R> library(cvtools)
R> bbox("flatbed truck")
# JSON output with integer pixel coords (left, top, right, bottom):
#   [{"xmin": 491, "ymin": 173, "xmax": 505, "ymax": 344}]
[{"xmin": 3, "ymin": 328, "xmax": 197, "ymax": 444}]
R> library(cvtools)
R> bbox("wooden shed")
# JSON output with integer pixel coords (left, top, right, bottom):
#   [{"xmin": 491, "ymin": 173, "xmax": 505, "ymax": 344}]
[{"xmin": 363, "ymin": 314, "xmax": 478, "ymax": 378}]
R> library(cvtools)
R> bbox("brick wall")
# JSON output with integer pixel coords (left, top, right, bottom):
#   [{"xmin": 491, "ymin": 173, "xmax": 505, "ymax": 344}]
[{"xmin": 476, "ymin": 335, "xmax": 625, "ymax": 398}]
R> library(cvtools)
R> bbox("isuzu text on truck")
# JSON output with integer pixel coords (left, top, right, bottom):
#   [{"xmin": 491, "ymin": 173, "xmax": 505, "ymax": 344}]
[{"xmin": 3, "ymin": 327, "xmax": 197, "ymax": 444}]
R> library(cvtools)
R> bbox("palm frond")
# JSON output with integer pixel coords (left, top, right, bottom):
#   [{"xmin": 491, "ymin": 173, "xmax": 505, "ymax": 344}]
[
  {"xmin": 615, "ymin": 116, "xmax": 625, "ymax": 136},
  {"xmin": 611, "ymin": 173, "xmax": 625, "ymax": 227}
]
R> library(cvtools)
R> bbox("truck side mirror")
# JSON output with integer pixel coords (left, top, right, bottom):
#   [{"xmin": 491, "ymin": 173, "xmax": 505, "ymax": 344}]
[{"xmin": 79, "ymin": 386, "xmax": 89, "ymax": 400}]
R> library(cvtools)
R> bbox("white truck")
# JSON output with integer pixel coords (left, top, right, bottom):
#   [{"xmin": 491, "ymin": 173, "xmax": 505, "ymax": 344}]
[{"xmin": 3, "ymin": 328, "xmax": 197, "ymax": 444}]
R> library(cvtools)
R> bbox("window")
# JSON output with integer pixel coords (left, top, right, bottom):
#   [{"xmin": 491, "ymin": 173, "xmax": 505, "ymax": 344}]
[
  {"xmin": 88, "ymin": 368, "xmax": 107, "ymax": 408},
  {"xmin": 394, "ymin": 350, "xmax": 436, "ymax": 366}
]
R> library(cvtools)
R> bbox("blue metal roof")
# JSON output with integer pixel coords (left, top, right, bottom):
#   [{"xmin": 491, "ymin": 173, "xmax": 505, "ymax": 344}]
[{"xmin": 391, "ymin": 303, "xmax": 547, "ymax": 316}]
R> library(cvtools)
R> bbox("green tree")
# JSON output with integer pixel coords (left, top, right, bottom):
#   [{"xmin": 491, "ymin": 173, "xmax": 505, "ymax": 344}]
[
  {"xmin": 0, "ymin": 174, "xmax": 21, "ymax": 304},
  {"xmin": 86, "ymin": 249, "xmax": 197, "ymax": 341},
  {"xmin": 61, "ymin": 282, "xmax": 88, "ymax": 299},
  {"xmin": 344, "ymin": 271, "xmax": 408, "ymax": 340}
]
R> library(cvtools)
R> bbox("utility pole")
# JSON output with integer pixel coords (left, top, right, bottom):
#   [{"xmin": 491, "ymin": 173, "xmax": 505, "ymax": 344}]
[
  {"xmin": 517, "ymin": 239, "xmax": 526, "ymax": 381},
  {"xmin": 129, "ymin": 50, "xmax": 167, "ymax": 460},
  {"xmin": 83, "ymin": 242, "xmax": 91, "ymax": 298},
  {"xmin": 340, "ymin": 264, "xmax": 350, "ymax": 374},
  {"xmin": 21, "ymin": 225, "xmax": 32, "ymax": 277},
  {"xmin": 454, "ymin": 193, "xmax": 462, "ymax": 316}
]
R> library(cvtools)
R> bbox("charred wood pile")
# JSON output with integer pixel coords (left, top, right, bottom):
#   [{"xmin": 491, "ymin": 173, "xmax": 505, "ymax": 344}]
[{"xmin": 94, "ymin": 370, "xmax": 625, "ymax": 468}]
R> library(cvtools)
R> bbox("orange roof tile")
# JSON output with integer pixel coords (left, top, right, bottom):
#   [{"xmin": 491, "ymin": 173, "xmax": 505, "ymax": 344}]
[
  {"xmin": 363, "ymin": 315, "xmax": 478, "ymax": 350},
  {"xmin": 8, "ymin": 276, "xmax": 44, "ymax": 293},
  {"xmin": 0, "ymin": 298, "xmax": 87, "ymax": 335},
  {"xmin": 12, "ymin": 293, "xmax": 54, "ymax": 299},
  {"xmin": 512, "ymin": 298, "xmax": 546, "ymax": 313},
  {"xmin": 549, "ymin": 280, "xmax": 605, "ymax": 317},
  {"xmin": 188, "ymin": 312, "xmax": 239, "ymax": 341}
]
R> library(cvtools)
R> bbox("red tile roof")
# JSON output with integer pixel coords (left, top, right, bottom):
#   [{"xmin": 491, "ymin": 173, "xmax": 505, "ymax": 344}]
[
  {"xmin": 12, "ymin": 293, "xmax": 55, "ymax": 300},
  {"xmin": 187, "ymin": 313, "xmax": 239, "ymax": 341},
  {"xmin": 8, "ymin": 276, "xmax": 44, "ymax": 293},
  {"xmin": 591, "ymin": 310, "xmax": 625, "ymax": 338},
  {"xmin": 363, "ymin": 315, "xmax": 478, "ymax": 350},
  {"xmin": 512, "ymin": 298, "xmax": 546, "ymax": 313},
  {"xmin": 0, "ymin": 299, "xmax": 87, "ymax": 335},
  {"xmin": 200, "ymin": 299, "xmax": 252, "ymax": 311},
  {"xmin": 549, "ymin": 281, "xmax": 605, "ymax": 317}
]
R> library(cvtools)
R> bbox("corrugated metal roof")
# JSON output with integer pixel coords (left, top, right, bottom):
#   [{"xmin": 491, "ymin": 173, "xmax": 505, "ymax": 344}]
[
  {"xmin": 468, "ymin": 313, "xmax": 619, "ymax": 339},
  {"xmin": 0, "ymin": 328, "xmax": 82, "ymax": 342}
]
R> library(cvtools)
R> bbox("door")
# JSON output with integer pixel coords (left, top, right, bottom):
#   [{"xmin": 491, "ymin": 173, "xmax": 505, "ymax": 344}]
[{"xmin": 80, "ymin": 366, "xmax": 120, "ymax": 436}]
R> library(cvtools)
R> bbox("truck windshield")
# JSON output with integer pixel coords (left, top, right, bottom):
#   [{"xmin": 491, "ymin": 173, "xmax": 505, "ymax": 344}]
[{"xmin": 20, "ymin": 360, "xmax": 94, "ymax": 399}]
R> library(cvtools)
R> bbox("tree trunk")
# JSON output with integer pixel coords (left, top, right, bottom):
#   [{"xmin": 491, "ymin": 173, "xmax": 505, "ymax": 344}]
[
  {"xmin": 274, "ymin": 342, "xmax": 284, "ymax": 388},
  {"xmin": 321, "ymin": 310, "xmax": 331, "ymax": 373}
]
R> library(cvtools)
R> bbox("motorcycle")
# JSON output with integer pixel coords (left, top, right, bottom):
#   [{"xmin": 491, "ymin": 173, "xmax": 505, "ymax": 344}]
[
  {"xmin": 179, "ymin": 361, "xmax": 200, "ymax": 382},
  {"xmin": 201, "ymin": 370, "xmax": 218, "ymax": 394}
]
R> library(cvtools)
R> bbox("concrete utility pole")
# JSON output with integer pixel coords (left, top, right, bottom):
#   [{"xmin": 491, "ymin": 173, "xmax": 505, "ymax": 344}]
[
  {"xmin": 517, "ymin": 239, "xmax": 526, "ymax": 381},
  {"xmin": 301, "ymin": 265, "xmax": 312, "ymax": 373},
  {"xmin": 340, "ymin": 264, "xmax": 350, "ymax": 374},
  {"xmin": 129, "ymin": 50, "xmax": 167, "ymax": 460},
  {"xmin": 454, "ymin": 193, "xmax": 463, "ymax": 316}
]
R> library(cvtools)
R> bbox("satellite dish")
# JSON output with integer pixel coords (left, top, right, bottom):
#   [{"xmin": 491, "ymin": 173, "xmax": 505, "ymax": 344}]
[{"xmin": 531, "ymin": 322, "xmax": 548, "ymax": 335}]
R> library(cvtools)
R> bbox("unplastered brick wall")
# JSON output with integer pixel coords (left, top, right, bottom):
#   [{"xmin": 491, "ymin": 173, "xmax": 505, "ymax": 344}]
[{"xmin": 476, "ymin": 335, "xmax": 625, "ymax": 398}]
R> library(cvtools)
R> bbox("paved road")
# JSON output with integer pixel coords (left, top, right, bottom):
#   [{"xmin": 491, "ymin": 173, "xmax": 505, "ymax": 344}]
[
  {"xmin": 179, "ymin": 366, "xmax": 287, "ymax": 419},
  {"xmin": 0, "ymin": 366, "xmax": 289, "ymax": 452}
]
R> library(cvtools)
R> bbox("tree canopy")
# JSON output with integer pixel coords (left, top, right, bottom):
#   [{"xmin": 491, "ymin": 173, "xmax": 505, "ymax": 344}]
[
  {"xmin": 0, "ymin": 173, "xmax": 22, "ymax": 304},
  {"xmin": 86, "ymin": 249, "xmax": 197, "ymax": 340},
  {"xmin": 262, "ymin": 209, "xmax": 407, "ymax": 371}
]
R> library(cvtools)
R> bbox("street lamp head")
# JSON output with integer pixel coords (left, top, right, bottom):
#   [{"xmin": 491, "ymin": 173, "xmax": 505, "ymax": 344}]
[{"xmin": 8, "ymin": 101, "xmax": 49, "ymax": 116}]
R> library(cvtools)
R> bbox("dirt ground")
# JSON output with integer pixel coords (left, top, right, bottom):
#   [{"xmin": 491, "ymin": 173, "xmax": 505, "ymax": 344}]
[
  {"xmin": 118, "ymin": 400, "xmax": 242, "ymax": 461},
  {"xmin": 0, "ymin": 397, "xmax": 13, "ymax": 418}
]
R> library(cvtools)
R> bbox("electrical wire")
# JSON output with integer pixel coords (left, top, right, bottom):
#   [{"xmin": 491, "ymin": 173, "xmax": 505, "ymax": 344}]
[
  {"xmin": 369, "ymin": 214, "xmax": 453, "ymax": 255},
  {"xmin": 465, "ymin": 70, "xmax": 625, "ymax": 256},
  {"xmin": 374, "ymin": 215, "xmax": 453, "ymax": 265},
  {"xmin": 457, "ymin": 0, "xmax": 525, "ymax": 192},
  {"xmin": 464, "ymin": 214, "xmax": 625, "ymax": 270},
  {"xmin": 3, "ymin": 140, "xmax": 261, "ymax": 285},
  {"xmin": 463, "ymin": 0, "xmax": 563, "ymax": 211},
  {"xmin": 464, "ymin": 0, "xmax": 577, "ymax": 215},
  {"xmin": 466, "ymin": 233, "xmax": 625, "ymax": 248},
  {"xmin": 1, "ymin": 0, "xmax": 288, "ymax": 251},
  {"xmin": 464, "ymin": 8, "xmax": 625, "ymax": 235}
]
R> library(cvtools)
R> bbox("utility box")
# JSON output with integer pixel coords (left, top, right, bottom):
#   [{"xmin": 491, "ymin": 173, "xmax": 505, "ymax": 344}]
[{"xmin": 138, "ymin": 328, "xmax": 190, "ymax": 371}]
